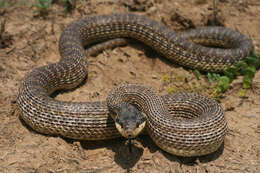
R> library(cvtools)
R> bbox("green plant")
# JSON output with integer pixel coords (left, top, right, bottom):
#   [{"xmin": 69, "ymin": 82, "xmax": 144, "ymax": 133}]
[
  {"xmin": 168, "ymin": 86, "xmax": 174, "ymax": 93},
  {"xmin": 24, "ymin": 0, "xmax": 53, "ymax": 15},
  {"xmin": 215, "ymin": 76, "xmax": 230, "ymax": 93},
  {"xmin": 210, "ymin": 50, "xmax": 259, "ymax": 93},
  {"xmin": 0, "ymin": 0, "xmax": 7, "ymax": 8},
  {"xmin": 185, "ymin": 74, "xmax": 189, "ymax": 83},
  {"xmin": 238, "ymin": 89, "xmax": 246, "ymax": 97},
  {"xmin": 32, "ymin": 0, "xmax": 52, "ymax": 9},
  {"xmin": 193, "ymin": 69, "xmax": 201, "ymax": 80},
  {"xmin": 162, "ymin": 74, "xmax": 171, "ymax": 83},
  {"xmin": 207, "ymin": 73, "xmax": 221, "ymax": 83}
]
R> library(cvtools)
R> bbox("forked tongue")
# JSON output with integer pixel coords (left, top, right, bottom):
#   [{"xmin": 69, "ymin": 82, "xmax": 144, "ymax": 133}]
[{"xmin": 128, "ymin": 137, "xmax": 133, "ymax": 153}]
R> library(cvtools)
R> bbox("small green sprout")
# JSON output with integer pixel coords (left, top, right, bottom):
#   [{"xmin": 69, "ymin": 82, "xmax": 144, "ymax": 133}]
[
  {"xmin": 238, "ymin": 89, "xmax": 246, "ymax": 97},
  {"xmin": 162, "ymin": 74, "xmax": 171, "ymax": 83},
  {"xmin": 216, "ymin": 76, "xmax": 230, "ymax": 93},
  {"xmin": 208, "ymin": 50, "xmax": 259, "ymax": 94},
  {"xmin": 193, "ymin": 69, "xmax": 201, "ymax": 80},
  {"xmin": 24, "ymin": 0, "xmax": 53, "ymax": 15},
  {"xmin": 168, "ymin": 86, "xmax": 174, "ymax": 94},
  {"xmin": 185, "ymin": 75, "xmax": 189, "ymax": 83},
  {"xmin": 32, "ymin": 0, "xmax": 52, "ymax": 9},
  {"xmin": 0, "ymin": 0, "xmax": 7, "ymax": 8}
]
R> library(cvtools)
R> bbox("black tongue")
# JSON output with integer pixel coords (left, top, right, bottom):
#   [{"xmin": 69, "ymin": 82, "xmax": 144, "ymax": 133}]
[{"xmin": 128, "ymin": 137, "xmax": 132, "ymax": 153}]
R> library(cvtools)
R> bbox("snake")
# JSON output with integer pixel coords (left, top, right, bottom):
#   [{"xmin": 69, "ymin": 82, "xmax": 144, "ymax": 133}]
[{"xmin": 17, "ymin": 13, "xmax": 253, "ymax": 157}]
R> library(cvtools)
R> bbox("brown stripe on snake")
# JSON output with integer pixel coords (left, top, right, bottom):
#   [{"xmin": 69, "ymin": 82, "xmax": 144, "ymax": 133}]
[{"xmin": 18, "ymin": 14, "xmax": 253, "ymax": 156}]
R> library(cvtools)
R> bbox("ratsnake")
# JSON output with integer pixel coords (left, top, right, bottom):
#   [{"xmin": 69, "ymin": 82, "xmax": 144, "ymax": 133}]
[{"xmin": 17, "ymin": 14, "xmax": 253, "ymax": 157}]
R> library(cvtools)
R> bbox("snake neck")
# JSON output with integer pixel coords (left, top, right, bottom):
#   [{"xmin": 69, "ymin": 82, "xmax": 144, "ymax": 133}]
[{"xmin": 106, "ymin": 83, "xmax": 170, "ymax": 126}]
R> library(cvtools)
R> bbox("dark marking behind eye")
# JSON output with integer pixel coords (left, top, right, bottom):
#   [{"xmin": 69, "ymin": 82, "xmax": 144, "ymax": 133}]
[{"xmin": 115, "ymin": 117, "xmax": 123, "ymax": 127}]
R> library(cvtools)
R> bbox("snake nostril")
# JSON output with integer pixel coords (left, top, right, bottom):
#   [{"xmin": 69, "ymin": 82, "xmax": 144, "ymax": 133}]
[{"xmin": 125, "ymin": 130, "xmax": 132, "ymax": 136}]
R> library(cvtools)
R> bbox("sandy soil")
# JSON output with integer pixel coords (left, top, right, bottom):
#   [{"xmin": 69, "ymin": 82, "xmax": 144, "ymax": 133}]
[{"xmin": 0, "ymin": 0, "xmax": 259, "ymax": 172}]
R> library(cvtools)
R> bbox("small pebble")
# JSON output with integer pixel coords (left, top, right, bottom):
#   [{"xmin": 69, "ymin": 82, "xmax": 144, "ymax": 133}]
[{"xmin": 152, "ymin": 75, "xmax": 157, "ymax": 79}]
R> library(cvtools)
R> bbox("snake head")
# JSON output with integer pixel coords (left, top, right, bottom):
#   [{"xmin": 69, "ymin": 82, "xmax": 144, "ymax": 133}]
[{"xmin": 112, "ymin": 102, "xmax": 146, "ymax": 139}]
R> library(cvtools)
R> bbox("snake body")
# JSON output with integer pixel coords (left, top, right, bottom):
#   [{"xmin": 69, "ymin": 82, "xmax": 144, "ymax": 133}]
[{"xmin": 17, "ymin": 14, "xmax": 253, "ymax": 156}]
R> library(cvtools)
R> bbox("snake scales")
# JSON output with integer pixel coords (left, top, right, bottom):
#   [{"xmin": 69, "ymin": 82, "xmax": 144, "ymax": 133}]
[{"xmin": 17, "ymin": 14, "xmax": 253, "ymax": 157}]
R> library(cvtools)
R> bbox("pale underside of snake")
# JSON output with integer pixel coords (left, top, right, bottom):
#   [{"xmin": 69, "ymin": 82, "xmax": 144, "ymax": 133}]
[{"xmin": 17, "ymin": 14, "xmax": 253, "ymax": 157}]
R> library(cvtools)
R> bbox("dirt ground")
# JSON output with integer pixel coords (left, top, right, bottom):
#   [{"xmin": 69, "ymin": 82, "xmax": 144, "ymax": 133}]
[{"xmin": 0, "ymin": 0, "xmax": 260, "ymax": 172}]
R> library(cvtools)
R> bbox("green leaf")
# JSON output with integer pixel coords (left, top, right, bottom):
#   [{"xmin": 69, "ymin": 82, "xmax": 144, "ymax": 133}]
[
  {"xmin": 185, "ymin": 75, "xmax": 189, "ymax": 83},
  {"xmin": 207, "ymin": 73, "xmax": 213, "ymax": 83},
  {"xmin": 193, "ymin": 69, "xmax": 201, "ymax": 80},
  {"xmin": 235, "ymin": 60, "xmax": 248, "ymax": 74},
  {"xmin": 243, "ymin": 66, "xmax": 256, "ymax": 78},
  {"xmin": 207, "ymin": 72, "xmax": 220, "ymax": 83},
  {"xmin": 0, "ymin": 0, "xmax": 7, "ymax": 7},
  {"xmin": 217, "ymin": 76, "xmax": 230, "ymax": 92},
  {"xmin": 246, "ymin": 56, "xmax": 260, "ymax": 68},
  {"xmin": 213, "ymin": 73, "xmax": 221, "ymax": 81},
  {"xmin": 225, "ymin": 66, "xmax": 238, "ymax": 74},
  {"xmin": 243, "ymin": 75, "xmax": 253, "ymax": 89},
  {"xmin": 223, "ymin": 67, "xmax": 237, "ymax": 81},
  {"xmin": 168, "ymin": 86, "xmax": 174, "ymax": 94},
  {"xmin": 162, "ymin": 74, "xmax": 171, "ymax": 83},
  {"xmin": 32, "ymin": 0, "xmax": 52, "ymax": 9},
  {"xmin": 32, "ymin": 3, "xmax": 41, "ymax": 8},
  {"xmin": 238, "ymin": 89, "xmax": 246, "ymax": 97}
]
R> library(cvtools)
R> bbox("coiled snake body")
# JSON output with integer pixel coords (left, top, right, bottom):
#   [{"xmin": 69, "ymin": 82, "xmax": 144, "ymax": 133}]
[{"xmin": 17, "ymin": 14, "xmax": 253, "ymax": 157}]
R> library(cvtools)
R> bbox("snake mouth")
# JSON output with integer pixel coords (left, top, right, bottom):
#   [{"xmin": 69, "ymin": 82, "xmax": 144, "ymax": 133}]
[{"xmin": 115, "ymin": 120, "xmax": 146, "ymax": 139}]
